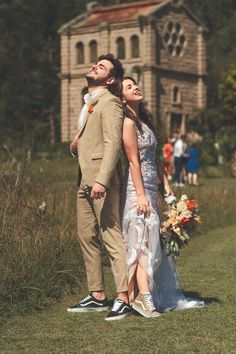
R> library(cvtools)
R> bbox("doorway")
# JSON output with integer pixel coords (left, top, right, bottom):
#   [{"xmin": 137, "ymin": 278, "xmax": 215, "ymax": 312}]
[{"xmin": 170, "ymin": 113, "xmax": 182, "ymax": 134}]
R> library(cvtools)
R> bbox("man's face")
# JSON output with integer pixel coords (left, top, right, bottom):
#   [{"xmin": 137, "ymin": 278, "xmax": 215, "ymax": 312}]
[{"xmin": 85, "ymin": 59, "xmax": 114, "ymax": 86}]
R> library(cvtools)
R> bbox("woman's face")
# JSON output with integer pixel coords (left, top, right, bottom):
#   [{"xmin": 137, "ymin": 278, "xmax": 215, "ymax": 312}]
[{"xmin": 122, "ymin": 79, "xmax": 143, "ymax": 104}]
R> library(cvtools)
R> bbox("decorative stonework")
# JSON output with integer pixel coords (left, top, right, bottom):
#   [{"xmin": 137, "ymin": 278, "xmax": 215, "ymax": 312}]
[{"xmin": 162, "ymin": 21, "xmax": 187, "ymax": 57}]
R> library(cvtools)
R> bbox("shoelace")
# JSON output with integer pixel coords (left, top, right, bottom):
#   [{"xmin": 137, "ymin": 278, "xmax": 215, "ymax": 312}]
[
  {"xmin": 80, "ymin": 294, "xmax": 92, "ymax": 304},
  {"xmin": 112, "ymin": 299, "xmax": 122, "ymax": 312},
  {"xmin": 144, "ymin": 294, "xmax": 155, "ymax": 310}
]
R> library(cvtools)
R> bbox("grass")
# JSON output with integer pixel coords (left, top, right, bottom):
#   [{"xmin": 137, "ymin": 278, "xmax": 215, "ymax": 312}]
[
  {"xmin": 0, "ymin": 157, "xmax": 85, "ymax": 315},
  {"xmin": 0, "ymin": 224, "xmax": 236, "ymax": 353},
  {"xmin": 1, "ymin": 156, "xmax": 236, "ymax": 352}
]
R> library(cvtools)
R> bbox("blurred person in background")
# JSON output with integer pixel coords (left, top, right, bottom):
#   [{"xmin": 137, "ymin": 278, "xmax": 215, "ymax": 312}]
[
  {"xmin": 186, "ymin": 142, "xmax": 200, "ymax": 186},
  {"xmin": 173, "ymin": 132, "xmax": 185, "ymax": 187},
  {"xmin": 162, "ymin": 137, "xmax": 174, "ymax": 181}
]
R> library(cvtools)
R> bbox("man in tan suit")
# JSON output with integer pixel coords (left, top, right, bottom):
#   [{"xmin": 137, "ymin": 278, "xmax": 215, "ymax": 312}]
[{"xmin": 67, "ymin": 54, "xmax": 131, "ymax": 321}]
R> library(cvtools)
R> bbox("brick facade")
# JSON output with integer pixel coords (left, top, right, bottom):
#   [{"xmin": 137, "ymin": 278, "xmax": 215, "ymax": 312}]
[{"xmin": 59, "ymin": 0, "xmax": 207, "ymax": 142}]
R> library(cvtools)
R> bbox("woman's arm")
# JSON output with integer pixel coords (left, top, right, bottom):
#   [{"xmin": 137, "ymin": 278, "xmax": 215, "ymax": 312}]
[
  {"xmin": 123, "ymin": 118, "xmax": 150, "ymax": 215},
  {"xmin": 156, "ymin": 154, "xmax": 174, "ymax": 197}
]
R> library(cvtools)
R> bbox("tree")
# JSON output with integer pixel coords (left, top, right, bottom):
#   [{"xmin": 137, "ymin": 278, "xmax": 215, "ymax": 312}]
[
  {"xmin": 0, "ymin": 0, "xmax": 87, "ymax": 148},
  {"xmin": 219, "ymin": 64, "xmax": 236, "ymax": 116}
]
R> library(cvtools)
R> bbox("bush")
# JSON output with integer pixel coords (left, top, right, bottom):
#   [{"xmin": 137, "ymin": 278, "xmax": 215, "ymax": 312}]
[
  {"xmin": 197, "ymin": 136, "xmax": 218, "ymax": 166},
  {"xmin": 218, "ymin": 127, "xmax": 236, "ymax": 162}
]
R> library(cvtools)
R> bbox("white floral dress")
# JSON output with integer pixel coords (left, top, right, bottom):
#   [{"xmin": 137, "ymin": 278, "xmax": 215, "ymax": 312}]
[{"xmin": 122, "ymin": 120, "xmax": 204, "ymax": 311}]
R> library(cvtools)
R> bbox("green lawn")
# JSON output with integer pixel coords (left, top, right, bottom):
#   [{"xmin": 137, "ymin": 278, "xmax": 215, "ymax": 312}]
[{"xmin": 1, "ymin": 224, "xmax": 236, "ymax": 354}]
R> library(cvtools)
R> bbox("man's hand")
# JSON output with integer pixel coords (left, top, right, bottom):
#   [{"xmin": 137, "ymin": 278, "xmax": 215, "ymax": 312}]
[
  {"xmin": 90, "ymin": 182, "xmax": 106, "ymax": 199},
  {"xmin": 70, "ymin": 132, "xmax": 80, "ymax": 154}
]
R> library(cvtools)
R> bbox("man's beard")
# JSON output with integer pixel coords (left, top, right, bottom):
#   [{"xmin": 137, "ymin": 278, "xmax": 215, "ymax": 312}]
[{"xmin": 85, "ymin": 72, "xmax": 108, "ymax": 86}]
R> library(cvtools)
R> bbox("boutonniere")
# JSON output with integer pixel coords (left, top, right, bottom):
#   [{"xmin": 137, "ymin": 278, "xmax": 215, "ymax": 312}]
[{"xmin": 88, "ymin": 104, "xmax": 94, "ymax": 113}]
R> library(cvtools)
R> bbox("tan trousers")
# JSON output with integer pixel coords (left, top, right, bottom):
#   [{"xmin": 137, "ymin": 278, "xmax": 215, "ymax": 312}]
[{"xmin": 77, "ymin": 182, "xmax": 128, "ymax": 293}]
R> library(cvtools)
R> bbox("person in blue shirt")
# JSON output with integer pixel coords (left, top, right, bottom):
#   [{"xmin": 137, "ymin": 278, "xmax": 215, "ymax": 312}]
[{"xmin": 186, "ymin": 143, "xmax": 200, "ymax": 186}]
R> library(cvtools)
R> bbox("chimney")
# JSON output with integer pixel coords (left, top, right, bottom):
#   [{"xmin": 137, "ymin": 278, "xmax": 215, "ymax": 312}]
[{"xmin": 86, "ymin": 1, "xmax": 99, "ymax": 12}]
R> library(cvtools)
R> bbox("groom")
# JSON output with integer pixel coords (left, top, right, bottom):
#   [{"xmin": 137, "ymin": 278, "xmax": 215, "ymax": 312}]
[{"xmin": 68, "ymin": 54, "xmax": 131, "ymax": 321}]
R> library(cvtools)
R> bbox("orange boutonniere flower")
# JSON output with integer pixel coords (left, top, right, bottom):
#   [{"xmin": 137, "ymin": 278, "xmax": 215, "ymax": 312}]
[{"xmin": 88, "ymin": 104, "xmax": 94, "ymax": 113}]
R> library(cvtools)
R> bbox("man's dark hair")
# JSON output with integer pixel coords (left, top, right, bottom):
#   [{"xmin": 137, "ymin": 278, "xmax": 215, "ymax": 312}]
[
  {"xmin": 97, "ymin": 53, "xmax": 124, "ymax": 81},
  {"xmin": 97, "ymin": 53, "xmax": 124, "ymax": 97}
]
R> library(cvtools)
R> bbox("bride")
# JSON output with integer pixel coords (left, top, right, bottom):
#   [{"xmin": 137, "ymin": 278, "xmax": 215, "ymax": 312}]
[{"xmin": 121, "ymin": 77, "xmax": 204, "ymax": 318}]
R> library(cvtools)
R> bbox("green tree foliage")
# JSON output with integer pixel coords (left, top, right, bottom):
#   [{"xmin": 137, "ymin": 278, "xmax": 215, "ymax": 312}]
[
  {"xmin": 185, "ymin": 0, "xmax": 236, "ymax": 162},
  {"xmin": 185, "ymin": 0, "xmax": 236, "ymax": 106},
  {"xmin": 219, "ymin": 64, "xmax": 236, "ymax": 116},
  {"xmin": 217, "ymin": 65, "xmax": 236, "ymax": 161},
  {"xmin": 0, "ymin": 0, "xmax": 87, "ymax": 148}
]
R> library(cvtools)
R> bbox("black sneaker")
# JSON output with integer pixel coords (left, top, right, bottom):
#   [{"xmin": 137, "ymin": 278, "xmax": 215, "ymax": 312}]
[
  {"xmin": 105, "ymin": 298, "xmax": 133, "ymax": 321},
  {"xmin": 67, "ymin": 294, "xmax": 109, "ymax": 313}
]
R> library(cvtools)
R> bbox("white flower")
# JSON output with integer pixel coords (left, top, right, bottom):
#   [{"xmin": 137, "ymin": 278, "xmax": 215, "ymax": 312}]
[
  {"xmin": 181, "ymin": 194, "xmax": 188, "ymax": 201},
  {"xmin": 38, "ymin": 201, "xmax": 46, "ymax": 215},
  {"xmin": 176, "ymin": 201, "xmax": 187, "ymax": 212},
  {"xmin": 180, "ymin": 210, "xmax": 192, "ymax": 219}
]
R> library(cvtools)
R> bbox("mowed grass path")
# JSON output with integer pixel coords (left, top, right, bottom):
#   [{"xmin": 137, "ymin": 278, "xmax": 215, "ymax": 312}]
[{"xmin": 1, "ymin": 224, "xmax": 236, "ymax": 354}]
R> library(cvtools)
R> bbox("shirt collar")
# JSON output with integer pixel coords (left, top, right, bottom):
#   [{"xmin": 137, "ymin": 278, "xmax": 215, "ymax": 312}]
[{"xmin": 83, "ymin": 88, "xmax": 107, "ymax": 104}]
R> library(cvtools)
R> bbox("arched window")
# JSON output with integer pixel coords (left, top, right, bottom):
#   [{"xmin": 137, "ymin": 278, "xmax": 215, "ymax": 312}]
[
  {"xmin": 116, "ymin": 37, "xmax": 125, "ymax": 59},
  {"xmin": 131, "ymin": 35, "xmax": 139, "ymax": 58},
  {"xmin": 172, "ymin": 86, "xmax": 181, "ymax": 104},
  {"xmin": 76, "ymin": 42, "xmax": 84, "ymax": 64},
  {"xmin": 89, "ymin": 40, "xmax": 97, "ymax": 63}
]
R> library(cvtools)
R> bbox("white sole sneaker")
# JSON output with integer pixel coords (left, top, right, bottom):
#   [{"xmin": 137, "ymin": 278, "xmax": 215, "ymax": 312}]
[
  {"xmin": 67, "ymin": 306, "xmax": 109, "ymax": 313},
  {"xmin": 132, "ymin": 303, "xmax": 161, "ymax": 318},
  {"xmin": 105, "ymin": 312, "xmax": 132, "ymax": 321}
]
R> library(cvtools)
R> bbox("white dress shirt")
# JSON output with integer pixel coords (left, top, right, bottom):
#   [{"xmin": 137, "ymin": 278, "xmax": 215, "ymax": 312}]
[
  {"xmin": 173, "ymin": 138, "xmax": 184, "ymax": 158},
  {"xmin": 77, "ymin": 88, "xmax": 105, "ymax": 130}
]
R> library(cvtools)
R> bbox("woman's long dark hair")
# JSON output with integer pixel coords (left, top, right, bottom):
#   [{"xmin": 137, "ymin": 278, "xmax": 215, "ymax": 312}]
[{"xmin": 122, "ymin": 76, "xmax": 155, "ymax": 133}]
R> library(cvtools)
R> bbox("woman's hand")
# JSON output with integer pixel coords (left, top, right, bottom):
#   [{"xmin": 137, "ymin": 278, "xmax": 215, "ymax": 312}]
[
  {"xmin": 164, "ymin": 183, "xmax": 174, "ymax": 197},
  {"xmin": 137, "ymin": 195, "xmax": 150, "ymax": 216}
]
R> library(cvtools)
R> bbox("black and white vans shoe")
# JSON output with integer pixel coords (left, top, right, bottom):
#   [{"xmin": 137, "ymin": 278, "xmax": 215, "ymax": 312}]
[
  {"xmin": 105, "ymin": 298, "xmax": 133, "ymax": 321},
  {"xmin": 67, "ymin": 294, "xmax": 109, "ymax": 313}
]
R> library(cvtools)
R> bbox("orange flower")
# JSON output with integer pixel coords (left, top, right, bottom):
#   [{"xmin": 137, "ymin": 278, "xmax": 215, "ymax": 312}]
[
  {"xmin": 186, "ymin": 200, "xmax": 198, "ymax": 210},
  {"xmin": 88, "ymin": 104, "xmax": 94, "ymax": 113}
]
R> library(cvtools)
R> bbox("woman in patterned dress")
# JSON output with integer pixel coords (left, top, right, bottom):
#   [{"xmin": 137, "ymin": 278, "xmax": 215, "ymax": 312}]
[{"xmin": 121, "ymin": 77, "xmax": 204, "ymax": 318}]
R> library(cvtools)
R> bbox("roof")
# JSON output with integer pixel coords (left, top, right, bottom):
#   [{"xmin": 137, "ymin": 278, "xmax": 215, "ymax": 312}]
[
  {"xmin": 82, "ymin": 0, "xmax": 164, "ymax": 27},
  {"xmin": 59, "ymin": 0, "xmax": 166, "ymax": 33},
  {"xmin": 58, "ymin": 0, "xmax": 205, "ymax": 34}
]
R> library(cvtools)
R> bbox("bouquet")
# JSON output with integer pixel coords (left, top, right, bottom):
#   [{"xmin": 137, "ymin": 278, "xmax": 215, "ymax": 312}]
[{"xmin": 160, "ymin": 194, "xmax": 201, "ymax": 257}]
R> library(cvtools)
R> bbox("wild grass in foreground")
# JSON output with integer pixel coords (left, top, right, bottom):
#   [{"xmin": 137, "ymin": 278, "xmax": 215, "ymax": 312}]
[
  {"xmin": 0, "ymin": 156, "xmax": 236, "ymax": 316},
  {"xmin": 0, "ymin": 158, "xmax": 84, "ymax": 315},
  {"xmin": 0, "ymin": 225, "xmax": 236, "ymax": 353}
]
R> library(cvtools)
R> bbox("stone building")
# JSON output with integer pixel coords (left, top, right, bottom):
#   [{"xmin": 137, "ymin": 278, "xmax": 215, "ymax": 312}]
[{"xmin": 59, "ymin": 0, "xmax": 207, "ymax": 142}]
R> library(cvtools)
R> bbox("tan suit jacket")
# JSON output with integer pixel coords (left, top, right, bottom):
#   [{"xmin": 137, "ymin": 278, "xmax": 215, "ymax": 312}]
[
  {"xmin": 76, "ymin": 88, "xmax": 128, "ymax": 292},
  {"xmin": 77, "ymin": 89, "xmax": 123, "ymax": 188}
]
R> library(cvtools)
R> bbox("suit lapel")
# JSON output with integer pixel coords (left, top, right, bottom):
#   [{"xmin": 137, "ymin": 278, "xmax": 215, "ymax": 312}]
[
  {"xmin": 78, "ymin": 109, "xmax": 90, "ymax": 137},
  {"xmin": 78, "ymin": 89, "xmax": 108, "ymax": 138}
]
